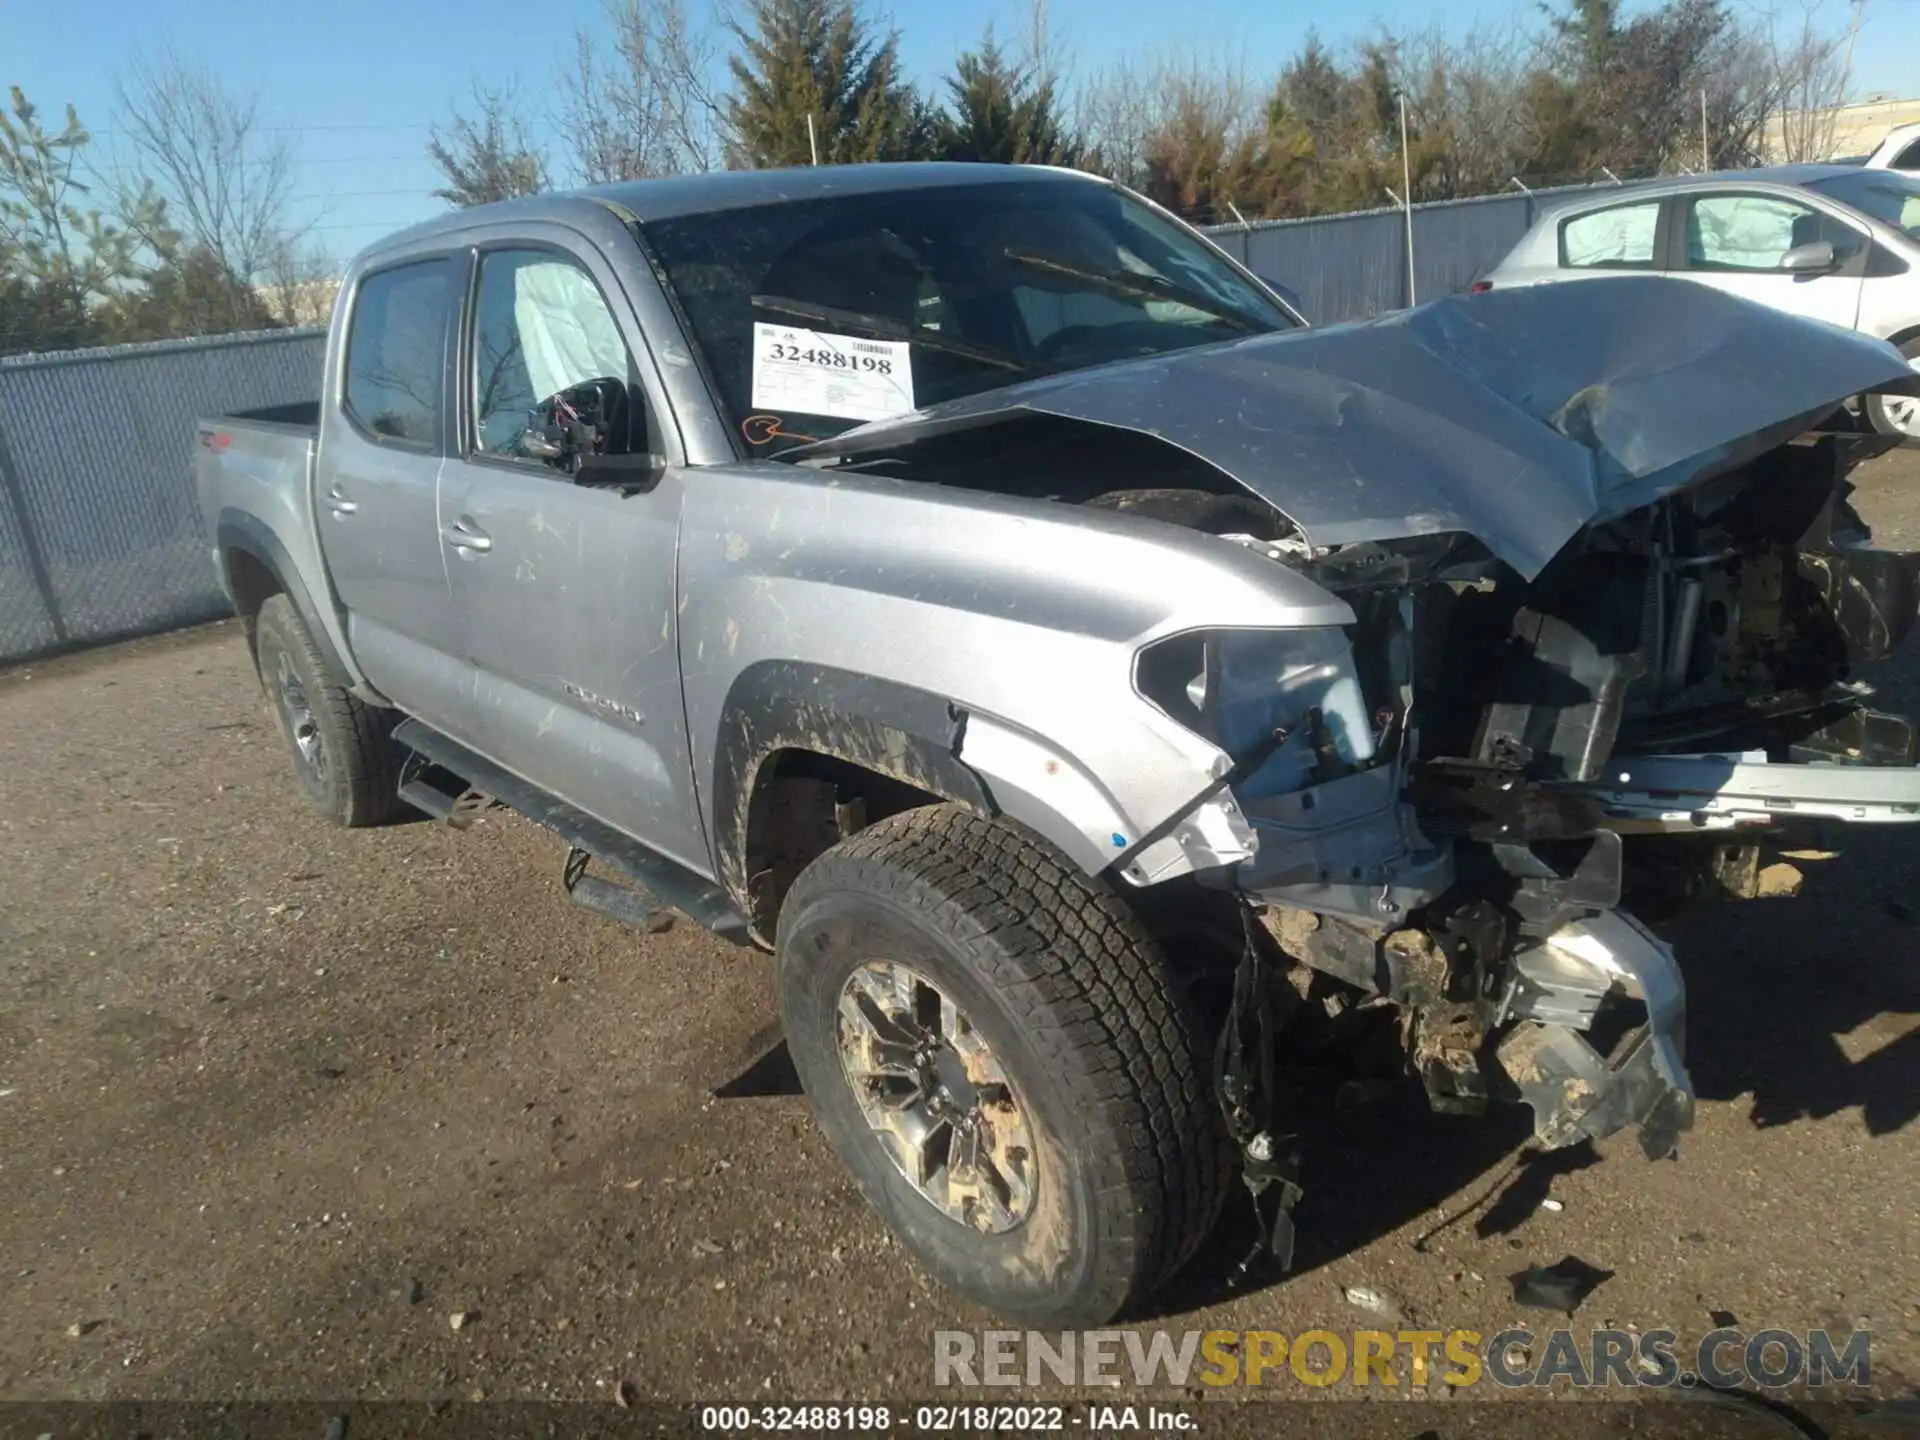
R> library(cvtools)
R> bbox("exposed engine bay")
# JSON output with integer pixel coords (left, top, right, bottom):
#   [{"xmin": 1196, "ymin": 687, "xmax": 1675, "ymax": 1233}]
[{"xmin": 805, "ymin": 416, "xmax": 1920, "ymax": 1174}]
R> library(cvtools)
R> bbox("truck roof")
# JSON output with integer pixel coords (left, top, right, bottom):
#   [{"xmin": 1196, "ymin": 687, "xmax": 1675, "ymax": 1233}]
[{"xmin": 361, "ymin": 162, "xmax": 1105, "ymax": 259}]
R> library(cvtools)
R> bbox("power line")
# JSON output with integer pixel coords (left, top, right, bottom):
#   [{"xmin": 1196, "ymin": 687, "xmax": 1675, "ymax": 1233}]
[
  {"xmin": 289, "ymin": 187, "xmax": 438, "ymax": 202},
  {"xmin": 91, "ymin": 122, "xmax": 435, "ymax": 134},
  {"xmin": 308, "ymin": 217, "xmax": 439, "ymax": 231},
  {"xmin": 86, "ymin": 155, "xmax": 434, "ymax": 175}
]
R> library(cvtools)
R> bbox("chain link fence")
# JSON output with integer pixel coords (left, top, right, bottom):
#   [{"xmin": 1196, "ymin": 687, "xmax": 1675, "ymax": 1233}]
[
  {"xmin": 1206, "ymin": 180, "xmax": 1607, "ymax": 324},
  {"xmin": 0, "ymin": 327, "xmax": 325, "ymax": 665}
]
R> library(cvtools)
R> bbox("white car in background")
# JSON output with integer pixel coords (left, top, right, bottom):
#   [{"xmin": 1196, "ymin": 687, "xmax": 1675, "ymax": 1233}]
[
  {"xmin": 1866, "ymin": 122, "xmax": 1920, "ymax": 175},
  {"xmin": 1477, "ymin": 165, "xmax": 1920, "ymax": 442}
]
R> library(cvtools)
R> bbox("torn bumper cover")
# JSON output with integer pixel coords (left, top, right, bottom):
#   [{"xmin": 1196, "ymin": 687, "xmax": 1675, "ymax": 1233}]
[{"xmin": 1496, "ymin": 910, "xmax": 1694, "ymax": 1159}]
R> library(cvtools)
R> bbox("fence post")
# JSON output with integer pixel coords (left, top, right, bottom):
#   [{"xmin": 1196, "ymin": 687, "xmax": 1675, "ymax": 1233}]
[{"xmin": 0, "ymin": 406, "xmax": 67, "ymax": 647}]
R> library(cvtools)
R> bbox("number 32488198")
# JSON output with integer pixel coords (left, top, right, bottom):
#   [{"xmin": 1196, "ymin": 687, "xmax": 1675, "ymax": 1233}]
[{"xmin": 767, "ymin": 344, "xmax": 894, "ymax": 374}]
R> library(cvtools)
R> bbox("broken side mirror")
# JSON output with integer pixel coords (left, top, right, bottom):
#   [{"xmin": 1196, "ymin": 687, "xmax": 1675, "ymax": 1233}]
[
  {"xmin": 575, "ymin": 449, "xmax": 669, "ymax": 496},
  {"xmin": 521, "ymin": 376, "xmax": 648, "ymax": 482},
  {"xmin": 1780, "ymin": 240, "xmax": 1837, "ymax": 275}
]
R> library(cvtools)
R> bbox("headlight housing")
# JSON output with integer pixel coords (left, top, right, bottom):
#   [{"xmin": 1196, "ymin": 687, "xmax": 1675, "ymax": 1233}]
[{"xmin": 1137, "ymin": 627, "xmax": 1376, "ymax": 799}]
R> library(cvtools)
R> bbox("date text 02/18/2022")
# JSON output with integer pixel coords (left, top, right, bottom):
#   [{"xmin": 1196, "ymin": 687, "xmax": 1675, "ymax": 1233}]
[{"xmin": 697, "ymin": 1404, "xmax": 1193, "ymax": 1432}]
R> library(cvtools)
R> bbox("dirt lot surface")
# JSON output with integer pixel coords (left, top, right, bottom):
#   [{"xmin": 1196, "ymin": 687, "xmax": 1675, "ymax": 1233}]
[{"xmin": 3, "ymin": 449, "xmax": 1918, "ymax": 1433}]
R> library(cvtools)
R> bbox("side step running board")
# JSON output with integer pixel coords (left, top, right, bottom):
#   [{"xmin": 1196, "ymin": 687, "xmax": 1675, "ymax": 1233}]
[
  {"xmin": 563, "ymin": 845, "xmax": 675, "ymax": 934},
  {"xmin": 397, "ymin": 754, "xmax": 491, "ymax": 829},
  {"xmin": 392, "ymin": 719, "xmax": 753, "ymax": 945}
]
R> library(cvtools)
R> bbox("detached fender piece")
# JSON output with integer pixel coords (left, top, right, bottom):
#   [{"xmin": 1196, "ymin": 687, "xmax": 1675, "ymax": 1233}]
[{"xmin": 712, "ymin": 665, "xmax": 1265, "ymax": 929}]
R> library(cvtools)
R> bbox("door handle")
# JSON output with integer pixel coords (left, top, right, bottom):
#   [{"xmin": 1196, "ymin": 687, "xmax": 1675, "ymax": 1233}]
[
  {"xmin": 325, "ymin": 484, "xmax": 357, "ymax": 517},
  {"xmin": 443, "ymin": 518, "xmax": 492, "ymax": 554}
]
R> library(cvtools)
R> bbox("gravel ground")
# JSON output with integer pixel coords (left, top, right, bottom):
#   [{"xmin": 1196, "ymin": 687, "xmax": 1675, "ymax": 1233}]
[{"xmin": 2, "ymin": 448, "xmax": 1917, "ymax": 1431}]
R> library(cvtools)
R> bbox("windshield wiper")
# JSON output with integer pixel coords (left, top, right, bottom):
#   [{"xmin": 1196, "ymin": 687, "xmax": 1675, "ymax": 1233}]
[
  {"xmin": 1002, "ymin": 248, "xmax": 1260, "ymax": 332},
  {"xmin": 751, "ymin": 294, "xmax": 1034, "ymax": 373}
]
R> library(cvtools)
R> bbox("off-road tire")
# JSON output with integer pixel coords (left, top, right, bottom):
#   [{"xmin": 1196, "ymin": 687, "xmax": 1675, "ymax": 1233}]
[
  {"xmin": 776, "ymin": 805, "xmax": 1231, "ymax": 1326},
  {"xmin": 1863, "ymin": 335, "xmax": 1920, "ymax": 448},
  {"xmin": 253, "ymin": 594, "xmax": 405, "ymax": 827}
]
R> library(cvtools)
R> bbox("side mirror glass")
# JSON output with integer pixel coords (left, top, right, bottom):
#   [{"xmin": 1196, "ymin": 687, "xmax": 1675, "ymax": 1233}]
[{"xmin": 1780, "ymin": 240, "xmax": 1837, "ymax": 274}]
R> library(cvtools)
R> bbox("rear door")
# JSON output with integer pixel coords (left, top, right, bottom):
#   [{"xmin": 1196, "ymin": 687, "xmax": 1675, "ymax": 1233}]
[
  {"xmin": 1669, "ymin": 189, "xmax": 1867, "ymax": 331},
  {"xmin": 439, "ymin": 238, "xmax": 712, "ymax": 875},
  {"xmin": 316, "ymin": 255, "xmax": 472, "ymax": 734}
]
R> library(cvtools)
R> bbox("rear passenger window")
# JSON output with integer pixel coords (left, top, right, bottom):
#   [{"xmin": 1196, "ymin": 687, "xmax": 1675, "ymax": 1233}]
[
  {"xmin": 1896, "ymin": 140, "xmax": 1920, "ymax": 170},
  {"xmin": 343, "ymin": 260, "xmax": 451, "ymax": 446},
  {"xmin": 1560, "ymin": 201, "xmax": 1662, "ymax": 269}
]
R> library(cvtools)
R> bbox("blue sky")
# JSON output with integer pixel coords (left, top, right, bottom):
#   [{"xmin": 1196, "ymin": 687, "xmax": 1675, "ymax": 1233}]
[{"xmin": 8, "ymin": 0, "xmax": 1913, "ymax": 262}]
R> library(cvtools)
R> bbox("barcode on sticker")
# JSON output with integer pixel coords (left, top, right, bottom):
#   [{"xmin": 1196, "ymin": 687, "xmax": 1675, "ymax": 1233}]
[{"xmin": 850, "ymin": 341, "xmax": 891, "ymax": 356}]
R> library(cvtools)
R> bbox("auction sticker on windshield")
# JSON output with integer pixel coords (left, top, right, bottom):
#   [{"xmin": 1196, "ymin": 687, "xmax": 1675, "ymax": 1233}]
[{"xmin": 751, "ymin": 322, "xmax": 915, "ymax": 422}]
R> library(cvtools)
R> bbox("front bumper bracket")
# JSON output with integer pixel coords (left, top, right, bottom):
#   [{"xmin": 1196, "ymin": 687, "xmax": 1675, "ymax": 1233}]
[{"xmin": 1494, "ymin": 910, "xmax": 1695, "ymax": 1159}]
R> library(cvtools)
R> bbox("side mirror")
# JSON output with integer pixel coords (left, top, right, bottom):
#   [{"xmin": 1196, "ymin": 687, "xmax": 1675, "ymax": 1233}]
[
  {"xmin": 575, "ymin": 450, "xmax": 668, "ymax": 497},
  {"xmin": 1780, "ymin": 240, "xmax": 1837, "ymax": 274}
]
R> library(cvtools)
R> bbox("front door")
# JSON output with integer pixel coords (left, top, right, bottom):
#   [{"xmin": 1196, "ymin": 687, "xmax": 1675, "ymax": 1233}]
[
  {"xmin": 1672, "ymin": 189, "xmax": 1867, "ymax": 332},
  {"xmin": 439, "ymin": 242, "xmax": 711, "ymax": 876},
  {"xmin": 316, "ymin": 255, "xmax": 470, "ymax": 735}
]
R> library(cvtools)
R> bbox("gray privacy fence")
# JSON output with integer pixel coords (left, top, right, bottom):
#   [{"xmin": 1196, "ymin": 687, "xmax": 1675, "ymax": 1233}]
[
  {"xmin": 0, "ymin": 327, "xmax": 325, "ymax": 664},
  {"xmin": 1206, "ymin": 180, "xmax": 1609, "ymax": 324},
  {"xmin": 0, "ymin": 182, "xmax": 1614, "ymax": 666}
]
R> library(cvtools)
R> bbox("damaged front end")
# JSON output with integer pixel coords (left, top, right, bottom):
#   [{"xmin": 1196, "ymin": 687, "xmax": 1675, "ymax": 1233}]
[{"xmin": 796, "ymin": 278, "xmax": 1920, "ymax": 1167}]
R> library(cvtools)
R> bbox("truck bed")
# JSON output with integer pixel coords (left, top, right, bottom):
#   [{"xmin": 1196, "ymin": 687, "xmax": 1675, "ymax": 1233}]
[{"xmin": 194, "ymin": 401, "xmax": 351, "ymax": 682}]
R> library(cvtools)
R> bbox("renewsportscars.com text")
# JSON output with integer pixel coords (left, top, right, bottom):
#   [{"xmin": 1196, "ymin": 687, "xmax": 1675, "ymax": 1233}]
[{"xmin": 933, "ymin": 1327, "xmax": 1872, "ymax": 1391}]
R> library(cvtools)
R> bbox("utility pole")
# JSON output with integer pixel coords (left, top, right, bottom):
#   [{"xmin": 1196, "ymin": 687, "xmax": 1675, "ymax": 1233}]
[
  {"xmin": 806, "ymin": 114, "xmax": 819, "ymax": 166},
  {"xmin": 1701, "ymin": 89, "xmax": 1710, "ymax": 171},
  {"xmin": 1399, "ymin": 94, "xmax": 1416, "ymax": 307},
  {"xmin": 1840, "ymin": 0, "xmax": 1866, "ymax": 108}
]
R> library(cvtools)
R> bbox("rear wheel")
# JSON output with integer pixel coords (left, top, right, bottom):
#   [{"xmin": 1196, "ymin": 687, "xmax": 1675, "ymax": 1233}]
[
  {"xmin": 775, "ymin": 806, "xmax": 1230, "ymax": 1326},
  {"xmin": 253, "ymin": 594, "xmax": 404, "ymax": 827},
  {"xmin": 1864, "ymin": 336, "xmax": 1920, "ymax": 446}
]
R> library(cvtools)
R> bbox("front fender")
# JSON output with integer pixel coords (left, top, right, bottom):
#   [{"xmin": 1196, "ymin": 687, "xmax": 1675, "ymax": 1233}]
[{"xmin": 681, "ymin": 462, "xmax": 1353, "ymax": 896}]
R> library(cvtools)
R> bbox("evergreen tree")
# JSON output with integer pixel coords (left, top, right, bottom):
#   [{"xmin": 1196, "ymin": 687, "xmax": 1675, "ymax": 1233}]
[
  {"xmin": 936, "ymin": 31, "xmax": 1082, "ymax": 166},
  {"xmin": 103, "ymin": 245, "xmax": 279, "ymax": 341},
  {"xmin": 0, "ymin": 86, "xmax": 167, "ymax": 355},
  {"xmin": 723, "ymin": 0, "xmax": 932, "ymax": 168}
]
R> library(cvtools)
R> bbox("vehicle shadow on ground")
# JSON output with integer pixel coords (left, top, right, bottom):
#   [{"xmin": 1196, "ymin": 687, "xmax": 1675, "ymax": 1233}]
[{"xmin": 1672, "ymin": 836, "xmax": 1920, "ymax": 1139}]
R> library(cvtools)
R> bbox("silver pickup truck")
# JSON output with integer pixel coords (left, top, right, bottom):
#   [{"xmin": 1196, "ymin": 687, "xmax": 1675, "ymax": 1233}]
[{"xmin": 198, "ymin": 162, "xmax": 1920, "ymax": 1327}]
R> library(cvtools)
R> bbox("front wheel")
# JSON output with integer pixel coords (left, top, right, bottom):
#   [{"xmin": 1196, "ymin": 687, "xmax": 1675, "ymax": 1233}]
[
  {"xmin": 1864, "ymin": 336, "xmax": 1920, "ymax": 446},
  {"xmin": 775, "ymin": 806, "xmax": 1230, "ymax": 1327}
]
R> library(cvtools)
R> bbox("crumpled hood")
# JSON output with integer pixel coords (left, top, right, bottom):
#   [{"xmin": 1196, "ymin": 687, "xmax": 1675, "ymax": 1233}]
[{"xmin": 791, "ymin": 277, "xmax": 1920, "ymax": 579}]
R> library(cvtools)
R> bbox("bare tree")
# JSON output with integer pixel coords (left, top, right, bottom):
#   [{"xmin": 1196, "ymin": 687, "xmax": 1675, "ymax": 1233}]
[
  {"xmin": 1076, "ymin": 59, "xmax": 1178, "ymax": 192},
  {"xmin": 1393, "ymin": 22, "xmax": 1541, "ymax": 198},
  {"xmin": 1765, "ymin": 9, "xmax": 1849, "ymax": 161},
  {"xmin": 108, "ymin": 49, "xmax": 305, "ymax": 314},
  {"xmin": 260, "ymin": 233, "xmax": 338, "ymax": 327},
  {"xmin": 429, "ymin": 83, "xmax": 548, "ymax": 207},
  {"xmin": 556, "ymin": 0, "xmax": 721, "ymax": 182}
]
